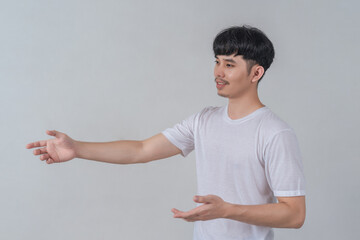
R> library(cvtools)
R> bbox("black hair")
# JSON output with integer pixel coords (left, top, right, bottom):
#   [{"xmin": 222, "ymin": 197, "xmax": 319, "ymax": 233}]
[{"xmin": 213, "ymin": 25, "xmax": 275, "ymax": 84}]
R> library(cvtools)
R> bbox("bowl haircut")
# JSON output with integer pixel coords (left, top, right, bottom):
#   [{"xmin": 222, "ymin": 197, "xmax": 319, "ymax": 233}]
[{"xmin": 213, "ymin": 25, "xmax": 275, "ymax": 83}]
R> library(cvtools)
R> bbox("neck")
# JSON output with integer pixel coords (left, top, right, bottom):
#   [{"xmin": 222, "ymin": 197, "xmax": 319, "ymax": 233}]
[{"xmin": 227, "ymin": 90, "xmax": 265, "ymax": 120}]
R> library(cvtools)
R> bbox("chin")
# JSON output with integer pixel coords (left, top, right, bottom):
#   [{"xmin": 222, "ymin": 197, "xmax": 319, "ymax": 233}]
[{"xmin": 217, "ymin": 92, "xmax": 229, "ymax": 98}]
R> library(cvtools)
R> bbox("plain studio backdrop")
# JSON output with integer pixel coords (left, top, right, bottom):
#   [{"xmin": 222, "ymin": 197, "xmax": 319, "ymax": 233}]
[{"xmin": 1, "ymin": 0, "xmax": 359, "ymax": 239}]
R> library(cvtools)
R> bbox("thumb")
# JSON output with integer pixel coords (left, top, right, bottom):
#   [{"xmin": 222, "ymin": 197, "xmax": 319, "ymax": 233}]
[
  {"xmin": 46, "ymin": 130, "xmax": 58, "ymax": 137},
  {"xmin": 193, "ymin": 195, "xmax": 212, "ymax": 204}
]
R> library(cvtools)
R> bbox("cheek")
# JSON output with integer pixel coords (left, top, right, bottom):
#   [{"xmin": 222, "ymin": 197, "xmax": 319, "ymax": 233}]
[
  {"xmin": 226, "ymin": 71, "xmax": 242, "ymax": 84},
  {"xmin": 227, "ymin": 70, "xmax": 245, "ymax": 83}
]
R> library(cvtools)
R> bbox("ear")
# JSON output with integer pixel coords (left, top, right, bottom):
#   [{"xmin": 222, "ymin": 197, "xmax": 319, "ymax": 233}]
[{"xmin": 251, "ymin": 65, "xmax": 265, "ymax": 83}]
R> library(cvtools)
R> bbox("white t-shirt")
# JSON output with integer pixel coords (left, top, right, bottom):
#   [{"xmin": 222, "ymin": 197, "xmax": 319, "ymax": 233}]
[{"xmin": 162, "ymin": 105, "xmax": 306, "ymax": 240}]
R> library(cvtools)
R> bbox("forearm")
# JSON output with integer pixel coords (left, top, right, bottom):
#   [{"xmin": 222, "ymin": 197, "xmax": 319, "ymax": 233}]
[
  {"xmin": 74, "ymin": 140, "xmax": 143, "ymax": 164},
  {"xmin": 224, "ymin": 202, "xmax": 304, "ymax": 229}
]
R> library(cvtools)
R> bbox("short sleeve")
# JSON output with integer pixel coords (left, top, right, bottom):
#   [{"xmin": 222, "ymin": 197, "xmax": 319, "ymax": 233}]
[
  {"xmin": 264, "ymin": 129, "xmax": 306, "ymax": 197},
  {"xmin": 161, "ymin": 112, "xmax": 197, "ymax": 157}
]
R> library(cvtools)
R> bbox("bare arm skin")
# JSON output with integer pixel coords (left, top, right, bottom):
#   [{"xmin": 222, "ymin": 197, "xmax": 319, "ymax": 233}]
[
  {"xmin": 224, "ymin": 196, "xmax": 306, "ymax": 228},
  {"xmin": 75, "ymin": 133, "xmax": 182, "ymax": 164},
  {"xmin": 26, "ymin": 130, "xmax": 181, "ymax": 164},
  {"xmin": 172, "ymin": 195, "xmax": 306, "ymax": 229}
]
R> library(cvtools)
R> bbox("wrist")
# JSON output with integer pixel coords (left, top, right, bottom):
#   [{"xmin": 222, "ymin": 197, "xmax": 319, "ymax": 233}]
[
  {"xmin": 73, "ymin": 140, "xmax": 82, "ymax": 159},
  {"xmin": 223, "ymin": 202, "xmax": 234, "ymax": 219},
  {"xmin": 223, "ymin": 202, "xmax": 244, "ymax": 220}
]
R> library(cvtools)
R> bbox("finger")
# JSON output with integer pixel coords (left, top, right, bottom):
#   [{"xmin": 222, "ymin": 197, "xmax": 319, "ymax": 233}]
[
  {"xmin": 183, "ymin": 212, "xmax": 201, "ymax": 222},
  {"xmin": 172, "ymin": 209, "xmax": 190, "ymax": 218},
  {"xmin": 46, "ymin": 130, "xmax": 59, "ymax": 138},
  {"xmin": 46, "ymin": 158, "xmax": 55, "ymax": 164},
  {"xmin": 39, "ymin": 154, "xmax": 50, "ymax": 161},
  {"xmin": 194, "ymin": 195, "xmax": 216, "ymax": 204},
  {"xmin": 26, "ymin": 140, "xmax": 47, "ymax": 149},
  {"xmin": 33, "ymin": 147, "xmax": 47, "ymax": 156},
  {"xmin": 173, "ymin": 207, "xmax": 202, "ymax": 219},
  {"xmin": 171, "ymin": 208, "xmax": 183, "ymax": 216}
]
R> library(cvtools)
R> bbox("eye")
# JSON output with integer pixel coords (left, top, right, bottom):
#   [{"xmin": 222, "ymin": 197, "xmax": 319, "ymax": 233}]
[
  {"xmin": 214, "ymin": 60, "xmax": 219, "ymax": 64},
  {"xmin": 226, "ymin": 64, "xmax": 234, "ymax": 67}
]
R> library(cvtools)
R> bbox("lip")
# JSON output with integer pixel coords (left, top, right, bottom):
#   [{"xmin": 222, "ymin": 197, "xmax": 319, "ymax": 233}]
[
  {"xmin": 215, "ymin": 78, "xmax": 228, "ymax": 85},
  {"xmin": 215, "ymin": 78, "xmax": 228, "ymax": 90},
  {"xmin": 216, "ymin": 82, "xmax": 227, "ymax": 90}
]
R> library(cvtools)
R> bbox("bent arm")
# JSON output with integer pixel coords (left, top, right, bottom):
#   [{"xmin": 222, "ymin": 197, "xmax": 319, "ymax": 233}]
[
  {"xmin": 224, "ymin": 196, "xmax": 306, "ymax": 228},
  {"xmin": 75, "ymin": 133, "xmax": 181, "ymax": 164}
]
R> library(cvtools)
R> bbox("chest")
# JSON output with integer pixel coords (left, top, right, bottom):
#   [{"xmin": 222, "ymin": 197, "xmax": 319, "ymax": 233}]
[{"xmin": 194, "ymin": 120, "xmax": 262, "ymax": 168}]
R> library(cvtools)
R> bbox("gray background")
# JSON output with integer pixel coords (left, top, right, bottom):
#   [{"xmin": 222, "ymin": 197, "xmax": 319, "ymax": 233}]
[{"xmin": 1, "ymin": 0, "xmax": 359, "ymax": 239}]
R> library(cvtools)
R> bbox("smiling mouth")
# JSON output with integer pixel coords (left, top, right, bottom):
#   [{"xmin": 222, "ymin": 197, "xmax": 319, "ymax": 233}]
[
  {"xmin": 215, "ymin": 78, "xmax": 229, "ymax": 85},
  {"xmin": 215, "ymin": 78, "xmax": 228, "ymax": 90}
]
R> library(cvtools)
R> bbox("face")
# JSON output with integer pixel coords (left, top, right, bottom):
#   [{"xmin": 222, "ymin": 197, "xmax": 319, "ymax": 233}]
[{"xmin": 214, "ymin": 54, "xmax": 260, "ymax": 99}]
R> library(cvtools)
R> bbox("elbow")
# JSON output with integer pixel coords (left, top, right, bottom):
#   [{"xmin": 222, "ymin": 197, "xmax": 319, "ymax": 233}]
[
  {"xmin": 293, "ymin": 219, "xmax": 305, "ymax": 229},
  {"xmin": 281, "ymin": 197, "xmax": 306, "ymax": 229},
  {"xmin": 292, "ymin": 212, "xmax": 306, "ymax": 229},
  {"xmin": 134, "ymin": 141, "xmax": 151, "ymax": 164}
]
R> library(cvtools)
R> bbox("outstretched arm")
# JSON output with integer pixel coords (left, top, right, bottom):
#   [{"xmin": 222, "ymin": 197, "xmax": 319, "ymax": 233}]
[
  {"xmin": 26, "ymin": 130, "xmax": 181, "ymax": 164},
  {"xmin": 76, "ymin": 133, "xmax": 182, "ymax": 164}
]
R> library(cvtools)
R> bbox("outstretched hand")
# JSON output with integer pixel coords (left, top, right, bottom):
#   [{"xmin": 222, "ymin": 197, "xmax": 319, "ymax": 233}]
[
  {"xmin": 171, "ymin": 194, "xmax": 230, "ymax": 222},
  {"xmin": 26, "ymin": 130, "xmax": 77, "ymax": 164}
]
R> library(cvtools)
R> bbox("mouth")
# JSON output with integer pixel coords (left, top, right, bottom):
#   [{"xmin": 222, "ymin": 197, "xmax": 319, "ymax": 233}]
[
  {"xmin": 215, "ymin": 78, "xmax": 228, "ymax": 84},
  {"xmin": 215, "ymin": 78, "xmax": 228, "ymax": 89}
]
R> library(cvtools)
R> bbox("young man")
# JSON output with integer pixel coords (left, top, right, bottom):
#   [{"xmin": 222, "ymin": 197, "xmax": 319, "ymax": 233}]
[{"xmin": 26, "ymin": 26, "xmax": 306, "ymax": 240}]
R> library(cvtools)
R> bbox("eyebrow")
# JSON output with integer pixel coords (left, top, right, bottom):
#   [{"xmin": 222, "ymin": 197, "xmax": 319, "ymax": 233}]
[
  {"xmin": 216, "ymin": 57, "xmax": 237, "ymax": 64},
  {"xmin": 224, "ymin": 59, "xmax": 237, "ymax": 64}
]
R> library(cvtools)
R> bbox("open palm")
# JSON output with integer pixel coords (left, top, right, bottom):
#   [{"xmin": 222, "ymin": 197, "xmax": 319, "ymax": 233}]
[{"xmin": 26, "ymin": 130, "xmax": 77, "ymax": 164}]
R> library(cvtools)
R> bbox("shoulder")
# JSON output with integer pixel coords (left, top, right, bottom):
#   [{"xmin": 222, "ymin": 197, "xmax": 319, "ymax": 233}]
[
  {"xmin": 187, "ymin": 105, "xmax": 223, "ymax": 119},
  {"xmin": 179, "ymin": 106, "xmax": 222, "ymax": 127},
  {"xmin": 259, "ymin": 108, "xmax": 295, "ymax": 139},
  {"xmin": 195, "ymin": 105, "xmax": 223, "ymax": 121},
  {"xmin": 199, "ymin": 105, "xmax": 222, "ymax": 115},
  {"xmin": 181, "ymin": 106, "xmax": 224, "ymax": 127}
]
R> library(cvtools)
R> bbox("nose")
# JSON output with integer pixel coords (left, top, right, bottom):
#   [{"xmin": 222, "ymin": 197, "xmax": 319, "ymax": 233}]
[{"xmin": 214, "ymin": 64, "xmax": 225, "ymax": 79}]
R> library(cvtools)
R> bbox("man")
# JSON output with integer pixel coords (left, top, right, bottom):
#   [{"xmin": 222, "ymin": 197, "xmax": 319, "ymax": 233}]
[{"xmin": 26, "ymin": 25, "xmax": 306, "ymax": 240}]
